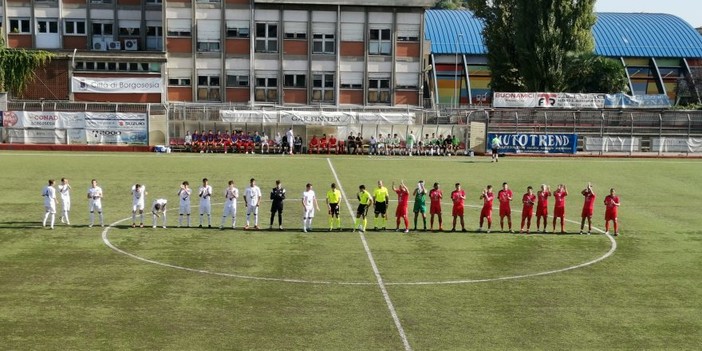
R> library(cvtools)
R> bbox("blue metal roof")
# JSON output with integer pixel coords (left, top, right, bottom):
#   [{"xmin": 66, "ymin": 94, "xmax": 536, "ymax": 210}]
[{"xmin": 425, "ymin": 10, "xmax": 702, "ymax": 58}]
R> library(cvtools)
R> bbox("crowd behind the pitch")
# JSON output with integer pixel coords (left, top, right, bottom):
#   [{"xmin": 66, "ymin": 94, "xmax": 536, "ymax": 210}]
[
  {"xmin": 41, "ymin": 177, "xmax": 621, "ymax": 236},
  {"xmin": 178, "ymin": 128, "xmax": 464, "ymax": 156}
]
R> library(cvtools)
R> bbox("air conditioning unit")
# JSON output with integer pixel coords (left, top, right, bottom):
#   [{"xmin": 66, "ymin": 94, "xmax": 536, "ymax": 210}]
[
  {"xmin": 92, "ymin": 38, "xmax": 106, "ymax": 51},
  {"xmin": 107, "ymin": 40, "xmax": 121, "ymax": 50},
  {"xmin": 124, "ymin": 39, "xmax": 138, "ymax": 51}
]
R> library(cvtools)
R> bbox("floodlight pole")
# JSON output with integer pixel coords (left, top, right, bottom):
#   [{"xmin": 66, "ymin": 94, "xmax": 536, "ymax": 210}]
[{"xmin": 454, "ymin": 33, "xmax": 463, "ymax": 109}]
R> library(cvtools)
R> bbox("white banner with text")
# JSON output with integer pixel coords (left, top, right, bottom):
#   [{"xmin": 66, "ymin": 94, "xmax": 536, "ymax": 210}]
[{"xmin": 72, "ymin": 76, "xmax": 162, "ymax": 94}]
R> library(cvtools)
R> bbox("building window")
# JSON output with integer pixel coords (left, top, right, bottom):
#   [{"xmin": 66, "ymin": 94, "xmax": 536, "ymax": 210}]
[
  {"xmin": 169, "ymin": 78, "xmax": 191, "ymax": 86},
  {"xmin": 284, "ymin": 74, "xmax": 306, "ymax": 88},
  {"xmin": 92, "ymin": 22, "xmax": 114, "ymax": 36},
  {"xmin": 255, "ymin": 23, "xmax": 278, "ymax": 53},
  {"xmin": 255, "ymin": 77, "xmax": 278, "ymax": 102},
  {"xmin": 226, "ymin": 74, "xmax": 249, "ymax": 87},
  {"xmin": 90, "ymin": 0, "xmax": 113, "ymax": 4},
  {"xmin": 10, "ymin": 19, "xmax": 31, "ymax": 34},
  {"xmin": 37, "ymin": 20, "xmax": 59, "ymax": 34},
  {"xmin": 196, "ymin": 0, "xmax": 220, "ymax": 3},
  {"xmin": 75, "ymin": 61, "xmax": 156, "ymax": 72},
  {"xmin": 145, "ymin": 0, "xmax": 162, "ymax": 4},
  {"xmin": 369, "ymin": 28, "xmax": 391, "ymax": 55},
  {"xmin": 340, "ymin": 82, "xmax": 363, "ymax": 89},
  {"xmin": 119, "ymin": 24, "xmax": 141, "ymax": 36},
  {"xmin": 146, "ymin": 25, "xmax": 163, "ymax": 51},
  {"xmin": 226, "ymin": 26, "xmax": 250, "ymax": 38},
  {"xmin": 312, "ymin": 34, "xmax": 335, "ymax": 54},
  {"xmin": 312, "ymin": 73, "xmax": 334, "ymax": 102},
  {"xmin": 284, "ymin": 22, "xmax": 306, "ymax": 39},
  {"xmin": 197, "ymin": 75, "xmax": 221, "ymax": 101},
  {"xmin": 167, "ymin": 19, "xmax": 191, "ymax": 37},
  {"xmin": 197, "ymin": 41, "xmax": 220, "ymax": 52},
  {"xmin": 368, "ymin": 78, "xmax": 391, "ymax": 103},
  {"xmin": 65, "ymin": 20, "xmax": 86, "ymax": 35}
]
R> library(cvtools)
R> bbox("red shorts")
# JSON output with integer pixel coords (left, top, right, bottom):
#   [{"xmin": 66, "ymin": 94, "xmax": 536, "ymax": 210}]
[
  {"xmin": 499, "ymin": 207, "xmax": 511, "ymax": 217},
  {"xmin": 581, "ymin": 207, "xmax": 594, "ymax": 218},
  {"xmin": 605, "ymin": 209, "xmax": 618, "ymax": 221},
  {"xmin": 430, "ymin": 203, "xmax": 442, "ymax": 215},
  {"xmin": 452, "ymin": 206, "xmax": 464, "ymax": 217},
  {"xmin": 396, "ymin": 206, "xmax": 408, "ymax": 217},
  {"xmin": 554, "ymin": 206, "xmax": 565, "ymax": 218},
  {"xmin": 536, "ymin": 206, "xmax": 548, "ymax": 217},
  {"xmin": 480, "ymin": 207, "xmax": 492, "ymax": 219},
  {"xmin": 522, "ymin": 208, "xmax": 533, "ymax": 218}
]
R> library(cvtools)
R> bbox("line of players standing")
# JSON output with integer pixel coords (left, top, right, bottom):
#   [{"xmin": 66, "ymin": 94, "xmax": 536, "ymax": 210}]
[{"xmin": 41, "ymin": 177, "xmax": 621, "ymax": 236}]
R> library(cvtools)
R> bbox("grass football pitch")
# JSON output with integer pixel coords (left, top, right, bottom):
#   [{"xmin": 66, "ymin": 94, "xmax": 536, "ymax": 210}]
[{"xmin": 0, "ymin": 151, "xmax": 700, "ymax": 350}]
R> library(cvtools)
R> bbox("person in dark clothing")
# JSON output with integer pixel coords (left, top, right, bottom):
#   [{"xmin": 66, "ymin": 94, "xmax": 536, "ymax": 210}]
[{"xmin": 270, "ymin": 180, "xmax": 286, "ymax": 230}]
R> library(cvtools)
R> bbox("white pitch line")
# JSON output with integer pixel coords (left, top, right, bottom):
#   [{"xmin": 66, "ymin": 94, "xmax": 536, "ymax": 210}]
[{"xmin": 326, "ymin": 158, "xmax": 412, "ymax": 351}]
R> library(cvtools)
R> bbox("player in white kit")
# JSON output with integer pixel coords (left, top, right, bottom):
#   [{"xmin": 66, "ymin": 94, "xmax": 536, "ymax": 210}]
[
  {"xmin": 198, "ymin": 178, "xmax": 213, "ymax": 228},
  {"xmin": 177, "ymin": 181, "xmax": 192, "ymax": 227},
  {"xmin": 58, "ymin": 177, "xmax": 71, "ymax": 225},
  {"xmin": 151, "ymin": 198, "xmax": 168, "ymax": 228},
  {"xmin": 87, "ymin": 179, "xmax": 104, "ymax": 227},
  {"xmin": 302, "ymin": 183, "xmax": 320, "ymax": 232},
  {"xmin": 244, "ymin": 178, "xmax": 262, "ymax": 229},
  {"xmin": 42, "ymin": 179, "xmax": 58, "ymax": 229},
  {"xmin": 131, "ymin": 184, "xmax": 147, "ymax": 227},
  {"xmin": 220, "ymin": 180, "xmax": 239, "ymax": 229}
]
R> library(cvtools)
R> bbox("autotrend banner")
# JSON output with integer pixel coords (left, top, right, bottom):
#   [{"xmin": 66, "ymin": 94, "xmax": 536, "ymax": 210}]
[
  {"xmin": 493, "ymin": 92, "xmax": 605, "ymax": 109},
  {"xmin": 488, "ymin": 133, "xmax": 578, "ymax": 154},
  {"xmin": 72, "ymin": 77, "xmax": 162, "ymax": 94}
]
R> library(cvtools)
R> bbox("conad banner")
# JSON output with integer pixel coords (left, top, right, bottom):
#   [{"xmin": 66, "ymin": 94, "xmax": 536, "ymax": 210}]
[
  {"xmin": 487, "ymin": 133, "xmax": 578, "ymax": 154},
  {"xmin": 584, "ymin": 137, "xmax": 641, "ymax": 152},
  {"xmin": 3, "ymin": 111, "xmax": 85, "ymax": 129},
  {"xmin": 493, "ymin": 92, "xmax": 605, "ymax": 109},
  {"xmin": 652, "ymin": 137, "xmax": 702, "ymax": 153},
  {"xmin": 220, "ymin": 110, "xmax": 415, "ymax": 126},
  {"xmin": 72, "ymin": 76, "xmax": 162, "ymax": 94},
  {"xmin": 603, "ymin": 94, "xmax": 671, "ymax": 109}
]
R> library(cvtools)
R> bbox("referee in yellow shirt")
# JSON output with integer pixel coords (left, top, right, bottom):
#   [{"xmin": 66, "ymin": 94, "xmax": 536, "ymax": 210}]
[
  {"xmin": 354, "ymin": 185, "xmax": 374, "ymax": 233},
  {"xmin": 373, "ymin": 180, "xmax": 390, "ymax": 230},
  {"xmin": 326, "ymin": 183, "xmax": 342, "ymax": 231}
]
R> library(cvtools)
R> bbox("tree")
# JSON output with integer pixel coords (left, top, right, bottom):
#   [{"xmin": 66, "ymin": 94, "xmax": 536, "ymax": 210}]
[
  {"xmin": 467, "ymin": 0, "xmax": 627, "ymax": 94},
  {"xmin": 0, "ymin": 40, "xmax": 54, "ymax": 97},
  {"xmin": 564, "ymin": 53, "xmax": 629, "ymax": 94},
  {"xmin": 433, "ymin": 0, "xmax": 465, "ymax": 10}
]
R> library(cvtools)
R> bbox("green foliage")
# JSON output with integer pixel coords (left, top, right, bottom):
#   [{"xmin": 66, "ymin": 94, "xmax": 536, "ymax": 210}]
[
  {"xmin": 0, "ymin": 46, "xmax": 54, "ymax": 96},
  {"xmin": 467, "ymin": 0, "xmax": 623, "ymax": 93},
  {"xmin": 564, "ymin": 53, "xmax": 630, "ymax": 94},
  {"xmin": 434, "ymin": 0, "xmax": 465, "ymax": 9}
]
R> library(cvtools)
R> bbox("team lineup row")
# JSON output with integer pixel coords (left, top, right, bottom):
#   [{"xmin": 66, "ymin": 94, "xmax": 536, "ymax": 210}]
[{"xmin": 40, "ymin": 178, "xmax": 621, "ymax": 235}]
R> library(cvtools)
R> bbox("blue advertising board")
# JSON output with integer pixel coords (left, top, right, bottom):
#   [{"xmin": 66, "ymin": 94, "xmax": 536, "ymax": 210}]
[{"xmin": 487, "ymin": 133, "xmax": 578, "ymax": 154}]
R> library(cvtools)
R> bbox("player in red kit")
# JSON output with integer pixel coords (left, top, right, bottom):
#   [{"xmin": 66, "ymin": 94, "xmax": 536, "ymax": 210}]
[
  {"xmin": 429, "ymin": 182, "xmax": 443, "ymax": 231},
  {"xmin": 535, "ymin": 184, "xmax": 551, "ymax": 233},
  {"xmin": 393, "ymin": 180, "xmax": 410, "ymax": 233},
  {"xmin": 604, "ymin": 188, "xmax": 620, "ymax": 236},
  {"xmin": 579, "ymin": 183, "xmax": 596, "ymax": 235},
  {"xmin": 552, "ymin": 184, "xmax": 568, "ymax": 234},
  {"xmin": 450, "ymin": 183, "xmax": 467, "ymax": 232},
  {"xmin": 498, "ymin": 182, "xmax": 514, "ymax": 233},
  {"xmin": 520, "ymin": 186, "xmax": 536, "ymax": 234},
  {"xmin": 479, "ymin": 185, "xmax": 494, "ymax": 233}
]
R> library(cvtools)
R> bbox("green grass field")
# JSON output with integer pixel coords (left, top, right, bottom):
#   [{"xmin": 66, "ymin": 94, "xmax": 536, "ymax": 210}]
[{"xmin": 0, "ymin": 151, "xmax": 700, "ymax": 350}]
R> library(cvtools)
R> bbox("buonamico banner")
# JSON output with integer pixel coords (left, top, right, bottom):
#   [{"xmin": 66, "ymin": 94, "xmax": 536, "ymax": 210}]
[{"xmin": 488, "ymin": 133, "xmax": 578, "ymax": 154}]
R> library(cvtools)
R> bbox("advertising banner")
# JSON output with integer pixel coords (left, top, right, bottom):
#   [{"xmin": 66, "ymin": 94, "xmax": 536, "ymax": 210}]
[
  {"xmin": 85, "ymin": 129, "xmax": 148, "ymax": 145},
  {"xmin": 584, "ymin": 137, "xmax": 641, "ymax": 152},
  {"xmin": 220, "ymin": 110, "xmax": 415, "ymax": 126},
  {"xmin": 652, "ymin": 137, "xmax": 702, "ymax": 153},
  {"xmin": 279, "ymin": 111, "xmax": 356, "ymax": 126},
  {"xmin": 3, "ymin": 111, "xmax": 85, "ymax": 129},
  {"xmin": 220, "ymin": 110, "xmax": 279, "ymax": 124},
  {"xmin": 7, "ymin": 129, "xmax": 64, "ymax": 144},
  {"xmin": 72, "ymin": 77, "xmax": 162, "ymax": 94},
  {"xmin": 493, "ymin": 92, "xmax": 605, "ymax": 109},
  {"xmin": 487, "ymin": 133, "xmax": 578, "ymax": 154},
  {"xmin": 84, "ymin": 112, "xmax": 148, "ymax": 132},
  {"xmin": 604, "ymin": 94, "xmax": 671, "ymax": 109}
]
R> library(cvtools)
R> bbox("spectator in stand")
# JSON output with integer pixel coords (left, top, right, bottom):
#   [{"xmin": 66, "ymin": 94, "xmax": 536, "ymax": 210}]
[
  {"xmin": 253, "ymin": 131, "xmax": 262, "ymax": 153},
  {"xmin": 206, "ymin": 130, "xmax": 215, "ymax": 153},
  {"xmin": 328, "ymin": 134, "xmax": 338, "ymax": 154},
  {"xmin": 452, "ymin": 135, "xmax": 460, "ymax": 155},
  {"xmin": 260, "ymin": 131, "xmax": 270, "ymax": 154},
  {"xmin": 221, "ymin": 130, "xmax": 232, "ymax": 153},
  {"xmin": 294, "ymin": 135, "xmax": 303, "ymax": 154},
  {"xmin": 184, "ymin": 130, "xmax": 193, "ymax": 151},
  {"xmin": 308, "ymin": 135, "xmax": 320, "ymax": 154},
  {"xmin": 246, "ymin": 131, "xmax": 256, "ymax": 154},
  {"xmin": 377, "ymin": 134, "xmax": 386, "ymax": 155},
  {"xmin": 347, "ymin": 132, "xmax": 356, "ymax": 155},
  {"xmin": 369, "ymin": 135, "xmax": 378, "ymax": 155},
  {"xmin": 286, "ymin": 128, "xmax": 295, "ymax": 155},
  {"xmin": 274, "ymin": 132, "xmax": 283, "ymax": 153},
  {"xmin": 443, "ymin": 135, "xmax": 453, "ymax": 156},
  {"xmin": 391, "ymin": 133, "xmax": 401, "ymax": 155},
  {"xmin": 319, "ymin": 134, "xmax": 328, "ymax": 154},
  {"xmin": 355, "ymin": 134, "xmax": 364, "ymax": 155}
]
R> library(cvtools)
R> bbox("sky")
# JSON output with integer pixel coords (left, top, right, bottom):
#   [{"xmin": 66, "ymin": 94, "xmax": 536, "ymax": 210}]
[{"xmin": 595, "ymin": 0, "xmax": 702, "ymax": 28}]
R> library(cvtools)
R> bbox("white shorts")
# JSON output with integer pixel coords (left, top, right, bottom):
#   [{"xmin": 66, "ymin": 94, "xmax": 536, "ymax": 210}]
[
  {"xmin": 223, "ymin": 203, "xmax": 237, "ymax": 217},
  {"xmin": 179, "ymin": 202, "xmax": 191, "ymax": 215},
  {"xmin": 199, "ymin": 202, "xmax": 211, "ymax": 215},
  {"xmin": 45, "ymin": 203, "xmax": 56, "ymax": 214},
  {"xmin": 61, "ymin": 199, "xmax": 71, "ymax": 211},
  {"xmin": 89, "ymin": 200, "xmax": 102, "ymax": 213},
  {"xmin": 246, "ymin": 205, "xmax": 258, "ymax": 216},
  {"xmin": 303, "ymin": 207, "xmax": 315, "ymax": 218},
  {"xmin": 133, "ymin": 201, "xmax": 145, "ymax": 212}
]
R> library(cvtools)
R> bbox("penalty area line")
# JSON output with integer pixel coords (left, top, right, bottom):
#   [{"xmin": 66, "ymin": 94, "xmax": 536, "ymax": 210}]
[{"xmin": 326, "ymin": 158, "xmax": 412, "ymax": 351}]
